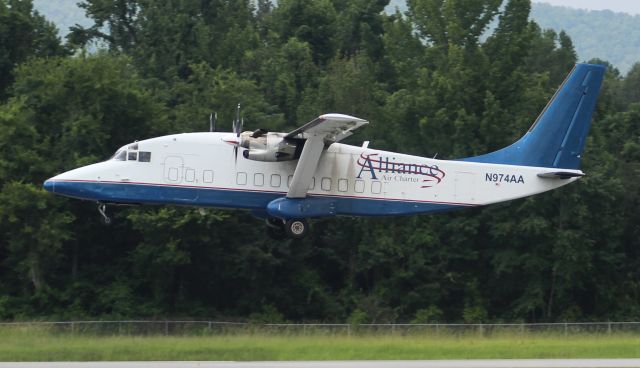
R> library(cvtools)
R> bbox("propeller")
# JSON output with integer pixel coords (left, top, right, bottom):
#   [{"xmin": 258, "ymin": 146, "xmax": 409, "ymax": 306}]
[
  {"xmin": 232, "ymin": 103, "xmax": 243, "ymax": 135},
  {"xmin": 232, "ymin": 103, "xmax": 243, "ymax": 162}
]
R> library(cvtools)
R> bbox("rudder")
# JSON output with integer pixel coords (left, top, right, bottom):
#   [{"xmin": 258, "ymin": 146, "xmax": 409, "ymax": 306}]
[{"xmin": 463, "ymin": 63, "xmax": 605, "ymax": 169}]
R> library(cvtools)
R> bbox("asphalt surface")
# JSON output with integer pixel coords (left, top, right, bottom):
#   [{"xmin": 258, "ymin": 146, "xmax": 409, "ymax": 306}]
[{"xmin": 2, "ymin": 360, "xmax": 640, "ymax": 368}]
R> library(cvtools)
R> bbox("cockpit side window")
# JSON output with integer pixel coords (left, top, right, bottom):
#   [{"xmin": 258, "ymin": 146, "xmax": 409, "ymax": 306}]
[
  {"xmin": 112, "ymin": 150, "xmax": 126, "ymax": 161},
  {"xmin": 128, "ymin": 151, "xmax": 138, "ymax": 161},
  {"xmin": 138, "ymin": 151, "xmax": 151, "ymax": 162}
]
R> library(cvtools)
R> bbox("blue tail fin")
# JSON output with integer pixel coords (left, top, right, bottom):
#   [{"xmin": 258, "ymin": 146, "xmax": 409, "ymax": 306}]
[{"xmin": 463, "ymin": 63, "xmax": 605, "ymax": 169}]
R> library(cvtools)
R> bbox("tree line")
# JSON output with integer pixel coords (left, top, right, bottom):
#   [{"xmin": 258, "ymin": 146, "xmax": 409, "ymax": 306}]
[{"xmin": 0, "ymin": 0, "xmax": 639, "ymax": 323}]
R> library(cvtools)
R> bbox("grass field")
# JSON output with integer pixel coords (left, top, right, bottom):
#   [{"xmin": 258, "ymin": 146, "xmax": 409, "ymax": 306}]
[{"xmin": 1, "ymin": 328, "xmax": 640, "ymax": 361}]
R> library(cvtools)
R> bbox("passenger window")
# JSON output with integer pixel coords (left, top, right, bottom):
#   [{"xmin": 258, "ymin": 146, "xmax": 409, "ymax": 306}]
[
  {"xmin": 138, "ymin": 151, "xmax": 151, "ymax": 162},
  {"xmin": 321, "ymin": 177, "xmax": 331, "ymax": 191},
  {"xmin": 127, "ymin": 151, "xmax": 137, "ymax": 161},
  {"xmin": 185, "ymin": 168, "xmax": 195, "ymax": 182},
  {"xmin": 203, "ymin": 170, "xmax": 214, "ymax": 183},
  {"xmin": 237, "ymin": 172, "xmax": 247, "ymax": 185},
  {"xmin": 254, "ymin": 173, "xmax": 264, "ymax": 186},
  {"xmin": 372, "ymin": 181, "xmax": 382, "ymax": 194},
  {"xmin": 338, "ymin": 179, "xmax": 348, "ymax": 192},
  {"xmin": 271, "ymin": 174, "xmax": 281, "ymax": 187},
  {"xmin": 287, "ymin": 175, "xmax": 293, "ymax": 188},
  {"xmin": 355, "ymin": 179, "xmax": 365, "ymax": 193}
]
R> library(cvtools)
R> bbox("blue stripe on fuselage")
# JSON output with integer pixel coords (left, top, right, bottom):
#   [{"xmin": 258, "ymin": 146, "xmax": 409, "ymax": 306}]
[{"xmin": 44, "ymin": 180, "xmax": 471, "ymax": 217}]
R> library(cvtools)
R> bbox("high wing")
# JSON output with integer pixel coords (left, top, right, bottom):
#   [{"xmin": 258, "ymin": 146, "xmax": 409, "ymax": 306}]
[
  {"xmin": 285, "ymin": 113, "xmax": 369, "ymax": 143},
  {"xmin": 285, "ymin": 113, "xmax": 368, "ymax": 198}
]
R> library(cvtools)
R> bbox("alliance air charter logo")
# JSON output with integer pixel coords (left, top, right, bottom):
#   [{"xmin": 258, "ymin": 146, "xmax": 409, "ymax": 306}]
[{"xmin": 356, "ymin": 153, "xmax": 445, "ymax": 188}]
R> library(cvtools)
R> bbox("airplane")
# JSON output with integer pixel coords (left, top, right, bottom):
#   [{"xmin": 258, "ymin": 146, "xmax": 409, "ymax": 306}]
[{"xmin": 43, "ymin": 63, "xmax": 605, "ymax": 239}]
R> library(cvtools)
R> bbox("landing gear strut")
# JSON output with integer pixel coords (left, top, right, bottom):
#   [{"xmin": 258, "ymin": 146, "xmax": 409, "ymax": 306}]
[{"xmin": 97, "ymin": 203, "xmax": 112, "ymax": 225}]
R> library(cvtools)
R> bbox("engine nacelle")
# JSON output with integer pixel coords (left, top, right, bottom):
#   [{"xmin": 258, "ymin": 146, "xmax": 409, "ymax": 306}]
[{"xmin": 239, "ymin": 131, "xmax": 301, "ymax": 162}]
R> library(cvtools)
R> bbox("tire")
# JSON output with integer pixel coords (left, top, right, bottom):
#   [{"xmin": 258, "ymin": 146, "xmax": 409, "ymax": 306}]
[{"xmin": 285, "ymin": 218, "xmax": 308, "ymax": 239}]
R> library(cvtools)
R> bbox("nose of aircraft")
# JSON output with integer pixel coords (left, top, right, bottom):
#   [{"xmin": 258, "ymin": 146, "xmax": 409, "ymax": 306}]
[
  {"xmin": 41, "ymin": 162, "xmax": 113, "ymax": 200},
  {"xmin": 43, "ymin": 179, "xmax": 55, "ymax": 193}
]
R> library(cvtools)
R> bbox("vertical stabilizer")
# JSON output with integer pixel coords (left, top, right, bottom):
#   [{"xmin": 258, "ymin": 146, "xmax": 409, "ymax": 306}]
[{"xmin": 463, "ymin": 63, "xmax": 605, "ymax": 169}]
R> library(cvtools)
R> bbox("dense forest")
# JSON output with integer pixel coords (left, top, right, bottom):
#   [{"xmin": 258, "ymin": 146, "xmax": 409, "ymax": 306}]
[
  {"xmin": 31, "ymin": 1, "xmax": 640, "ymax": 75},
  {"xmin": 1, "ymin": 0, "xmax": 639, "ymax": 323}
]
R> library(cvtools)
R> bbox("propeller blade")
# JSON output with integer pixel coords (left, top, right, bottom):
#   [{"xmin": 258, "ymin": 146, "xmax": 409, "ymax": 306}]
[
  {"xmin": 210, "ymin": 112, "xmax": 217, "ymax": 132},
  {"xmin": 231, "ymin": 103, "xmax": 243, "ymax": 164}
]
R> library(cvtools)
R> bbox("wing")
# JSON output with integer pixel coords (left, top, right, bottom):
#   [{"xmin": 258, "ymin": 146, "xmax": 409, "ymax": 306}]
[
  {"xmin": 286, "ymin": 113, "xmax": 368, "ymax": 199},
  {"xmin": 285, "ymin": 113, "xmax": 368, "ymax": 143}
]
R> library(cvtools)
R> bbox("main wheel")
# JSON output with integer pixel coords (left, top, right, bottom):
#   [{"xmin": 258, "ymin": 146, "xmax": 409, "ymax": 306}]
[{"xmin": 285, "ymin": 218, "xmax": 308, "ymax": 239}]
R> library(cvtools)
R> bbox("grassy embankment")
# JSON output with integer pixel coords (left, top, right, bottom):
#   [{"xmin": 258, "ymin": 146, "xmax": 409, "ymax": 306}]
[{"xmin": 1, "ymin": 327, "xmax": 639, "ymax": 361}]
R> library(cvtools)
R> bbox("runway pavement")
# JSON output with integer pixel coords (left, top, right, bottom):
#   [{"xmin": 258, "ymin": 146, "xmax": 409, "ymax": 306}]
[{"xmin": 2, "ymin": 360, "xmax": 640, "ymax": 368}]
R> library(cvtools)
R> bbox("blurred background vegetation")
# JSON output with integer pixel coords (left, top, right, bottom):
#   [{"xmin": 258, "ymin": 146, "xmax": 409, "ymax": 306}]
[{"xmin": 0, "ymin": 0, "xmax": 639, "ymax": 324}]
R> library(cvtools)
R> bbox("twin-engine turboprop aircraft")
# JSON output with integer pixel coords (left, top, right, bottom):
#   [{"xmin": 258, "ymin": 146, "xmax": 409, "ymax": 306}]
[{"xmin": 44, "ymin": 64, "xmax": 605, "ymax": 239}]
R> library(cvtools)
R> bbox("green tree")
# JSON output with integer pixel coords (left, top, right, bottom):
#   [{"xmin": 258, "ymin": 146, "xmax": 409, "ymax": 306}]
[
  {"xmin": 0, "ymin": 0, "xmax": 68, "ymax": 98},
  {"xmin": 408, "ymin": 0, "xmax": 501, "ymax": 49},
  {"xmin": 273, "ymin": 0, "xmax": 337, "ymax": 65}
]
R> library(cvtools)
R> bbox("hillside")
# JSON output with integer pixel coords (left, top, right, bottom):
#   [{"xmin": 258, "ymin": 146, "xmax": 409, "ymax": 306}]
[{"xmin": 531, "ymin": 2, "xmax": 640, "ymax": 74}]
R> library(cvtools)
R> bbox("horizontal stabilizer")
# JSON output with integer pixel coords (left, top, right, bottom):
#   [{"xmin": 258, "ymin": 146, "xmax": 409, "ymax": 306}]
[{"xmin": 537, "ymin": 171, "xmax": 585, "ymax": 179}]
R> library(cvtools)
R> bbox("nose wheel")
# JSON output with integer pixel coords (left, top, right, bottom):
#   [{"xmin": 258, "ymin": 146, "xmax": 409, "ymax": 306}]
[{"xmin": 97, "ymin": 203, "xmax": 112, "ymax": 225}]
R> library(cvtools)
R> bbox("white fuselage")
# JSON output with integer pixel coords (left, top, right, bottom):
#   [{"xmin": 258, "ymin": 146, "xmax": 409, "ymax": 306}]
[{"xmin": 45, "ymin": 132, "xmax": 580, "ymax": 217}]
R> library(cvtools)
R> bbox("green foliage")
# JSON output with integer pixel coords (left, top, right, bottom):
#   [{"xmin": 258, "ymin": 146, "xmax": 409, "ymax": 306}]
[
  {"xmin": 0, "ymin": 0, "xmax": 68, "ymax": 98},
  {"xmin": 347, "ymin": 308, "xmax": 368, "ymax": 326},
  {"xmin": 412, "ymin": 305, "xmax": 444, "ymax": 323},
  {"xmin": 249, "ymin": 304, "xmax": 285, "ymax": 324},
  {"xmin": 0, "ymin": 0, "xmax": 639, "ymax": 324}
]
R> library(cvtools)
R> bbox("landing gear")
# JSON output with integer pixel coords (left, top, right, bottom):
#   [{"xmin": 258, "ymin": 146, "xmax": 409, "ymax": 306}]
[
  {"xmin": 285, "ymin": 218, "xmax": 308, "ymax": 239},
  {"xmin": 97, "ymin": 203, "xmax": 112, "ymax": 225},
  {"xmin": 265, "ymin": 217, "xmax": 309, "ymax": 240}
]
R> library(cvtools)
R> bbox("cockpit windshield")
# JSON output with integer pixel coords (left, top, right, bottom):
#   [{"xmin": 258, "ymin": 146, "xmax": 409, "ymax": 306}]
[
  {"xmin": 110, "ymin": 144, "xmax": 151, "ymax": 163},
  {"xmin": 112, "ymin": 150, "xmax": 126, "ymax": 161}
]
